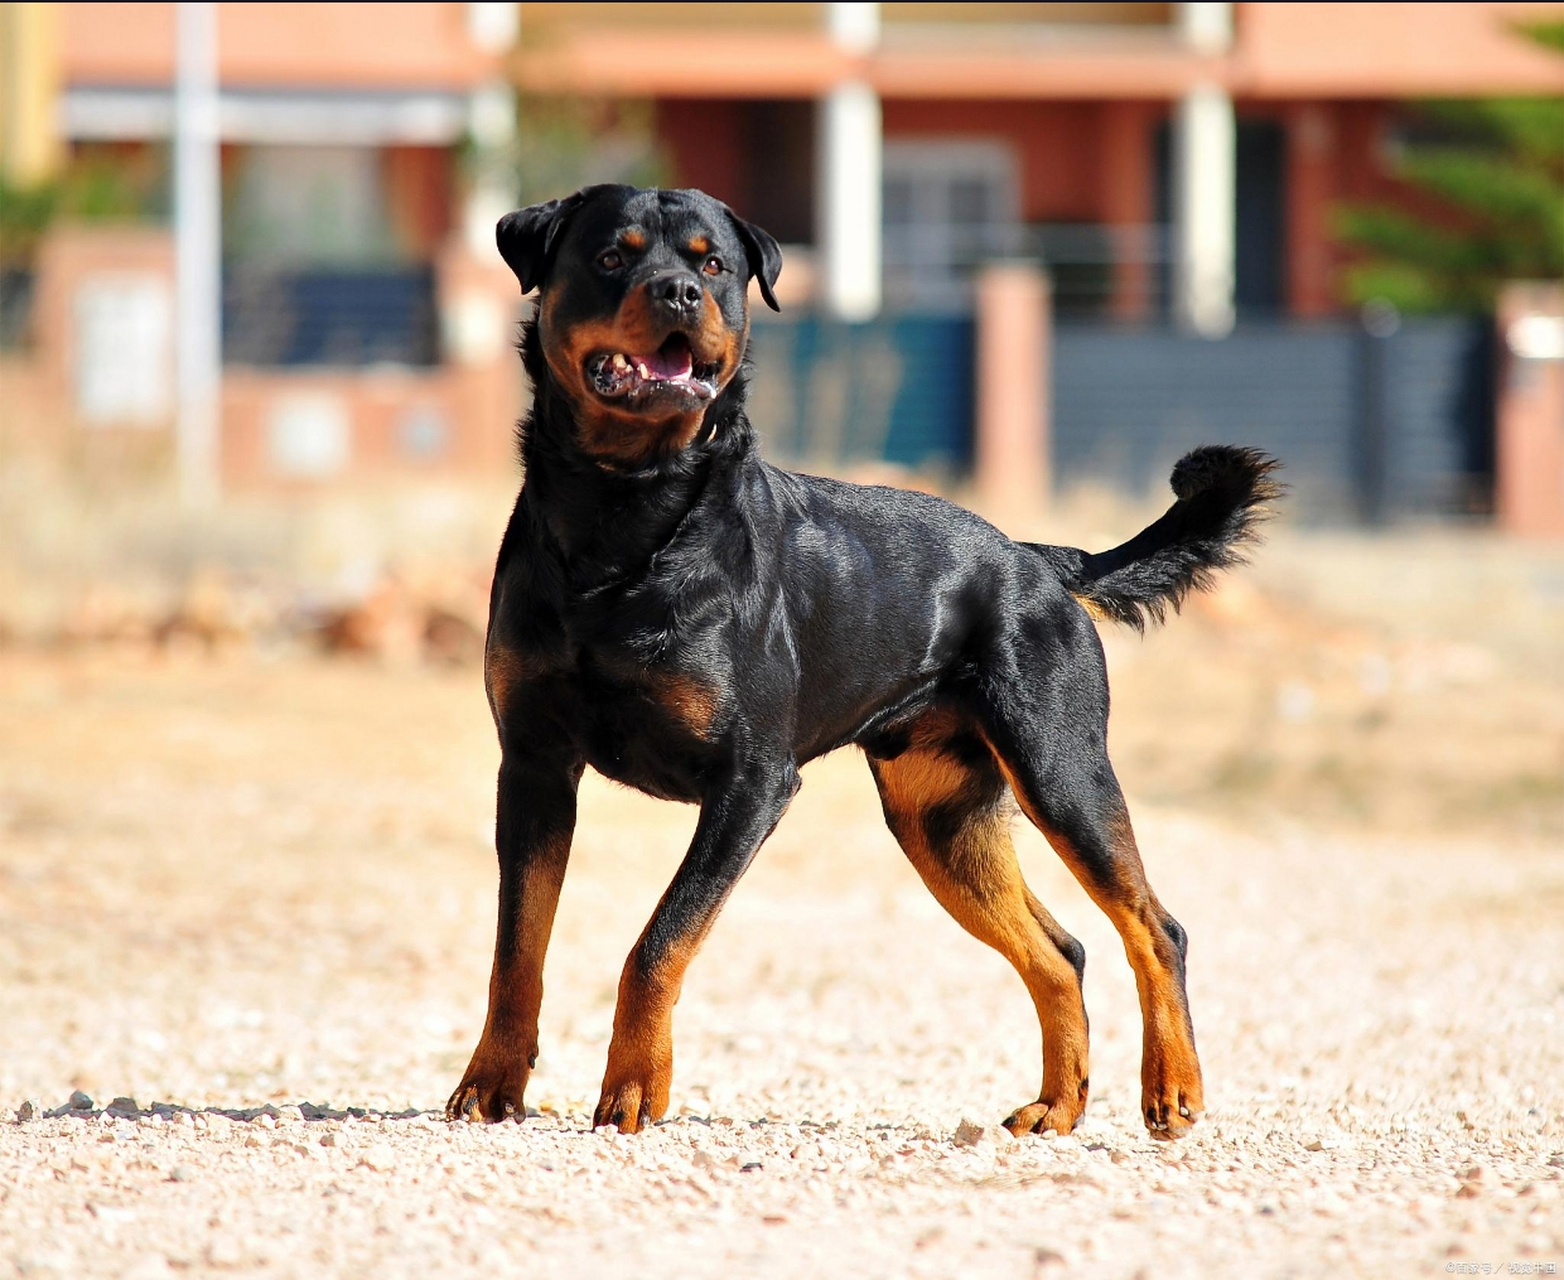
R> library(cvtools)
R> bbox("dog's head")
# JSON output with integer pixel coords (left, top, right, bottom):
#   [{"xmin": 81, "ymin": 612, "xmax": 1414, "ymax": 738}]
[{"xmin": 498, "ymin": 184, "xmax": 782, "ymax": 464}]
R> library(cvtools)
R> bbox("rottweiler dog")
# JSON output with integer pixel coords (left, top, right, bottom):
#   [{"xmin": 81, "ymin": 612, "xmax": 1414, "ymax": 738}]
[{"xmin": 446, "ymin": 184, "xmax": 1281, "ymax": 1140}]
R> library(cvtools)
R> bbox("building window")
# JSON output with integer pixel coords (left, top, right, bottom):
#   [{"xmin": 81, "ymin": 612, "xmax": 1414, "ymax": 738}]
[
  {"xmin": 223, "ymin": 145, "xmax": 441, "ymax": 367},
  {"xmin": 882, "ymin": 140, "xmax": 1021, "ymax": 309}
]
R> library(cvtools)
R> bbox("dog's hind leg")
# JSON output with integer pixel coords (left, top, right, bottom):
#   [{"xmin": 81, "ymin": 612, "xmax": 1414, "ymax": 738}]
[
  {"xmin": 975, "ymin": 611, "xmax": 1205, "ymax": 1140},
  {"xmin": 867, "ymin": 708, "xmax": 1092, "ymax": 1137}
]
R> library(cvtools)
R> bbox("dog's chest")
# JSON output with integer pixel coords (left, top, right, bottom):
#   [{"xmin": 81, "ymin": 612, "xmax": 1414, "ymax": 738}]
[{"xmin": 561, "ymin": 654, "xmax": 717, "ymax": 801}]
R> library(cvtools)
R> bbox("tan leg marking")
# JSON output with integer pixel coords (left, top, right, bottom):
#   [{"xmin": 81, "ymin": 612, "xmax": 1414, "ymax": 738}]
[
  {"xmin": 448, "ymin": 837, "xmax": 570, "ymax": 1122},
  {"xmin": 593, "ymin": 933, "xmax": 702, "ymax": 1134},
  {"xmin": 870, "ymin": 712, "xmax": 1091, "ymax": 1137},
  {"xmin": 992, "ymin": 757, "xmax": 1204, "ymax": 1140}
]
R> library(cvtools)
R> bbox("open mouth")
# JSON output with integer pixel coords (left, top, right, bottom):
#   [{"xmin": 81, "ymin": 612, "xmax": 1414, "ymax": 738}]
[{"xmin": 587, "ymin": 334, "xmax": 719, "ymax": 403}]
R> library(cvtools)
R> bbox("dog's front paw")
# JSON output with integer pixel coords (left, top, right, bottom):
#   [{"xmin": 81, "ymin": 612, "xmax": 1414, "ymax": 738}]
[
  {"xmin": 592, "ymin": 1069, "xmax": 668, "ymax": 1135},
  {"xmin": 446, "ymin": 1039, "xmax": 530, "ymax": 1123},
  {"xmin": 1142, "ymin": 1053, "xmax": 1204, "ymax": 1141},
  {"xmin": 1003, "ymin": 1097, "xmax": 1085, "ymax": 1137}
]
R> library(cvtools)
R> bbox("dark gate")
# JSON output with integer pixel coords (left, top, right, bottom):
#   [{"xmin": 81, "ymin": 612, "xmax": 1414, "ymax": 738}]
[{"xmin": 1051, "ymin": 317, "xmax": 1494, "ymax": 520}]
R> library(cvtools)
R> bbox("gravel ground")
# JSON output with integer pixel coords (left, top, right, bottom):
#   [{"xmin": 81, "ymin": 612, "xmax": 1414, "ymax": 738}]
[{"xmin": 1, "ymin": 650, "xmax": 1561, "ymax": 1279}]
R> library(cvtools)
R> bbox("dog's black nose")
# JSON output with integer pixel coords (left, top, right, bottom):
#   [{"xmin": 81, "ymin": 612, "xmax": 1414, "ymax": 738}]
[{"xmin": 647, "ymin": 270, "xmax": 704, "ymax": 317}]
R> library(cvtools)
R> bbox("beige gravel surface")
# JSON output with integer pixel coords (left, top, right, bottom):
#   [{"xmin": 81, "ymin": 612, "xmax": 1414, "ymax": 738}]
[{"xmin": 1, "ymin": 647, "xmax": 1561, "ymax": 1279}]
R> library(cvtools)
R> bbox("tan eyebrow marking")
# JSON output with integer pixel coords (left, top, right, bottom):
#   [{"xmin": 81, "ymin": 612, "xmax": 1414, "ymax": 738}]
[
  {"xmin": 687, "ymin": 235, "xmax": 710, "ymax": 255},
  {"xmin": 621, "ymin": 229, "xmax": 647, "ymax": 250}
]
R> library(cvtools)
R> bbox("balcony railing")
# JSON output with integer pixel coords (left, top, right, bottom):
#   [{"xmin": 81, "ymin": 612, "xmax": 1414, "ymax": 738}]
[{"xmin": 222, "ymin": 264, "xmax": 439, "ymax": 367}]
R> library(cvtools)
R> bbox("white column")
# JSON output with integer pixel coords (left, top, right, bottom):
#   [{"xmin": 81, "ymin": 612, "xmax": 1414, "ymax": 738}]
[
  {"xmin": 465, "ymin": 3, "xmax": 518, "ymax": 253},
  {"xmin": 1173, "ymin": 2, "xmax": 1234, "ymax": 338},
  {"xmin": 817, "ymin": 3, "xmax": 881, "ymax": 321},
  {"xmin": 174, "ymin": 0, "xmax": 221, "ymax": 507},
  {"xmin": 465, "ymin": 80, "xmax": 518, "ymax": 255}
]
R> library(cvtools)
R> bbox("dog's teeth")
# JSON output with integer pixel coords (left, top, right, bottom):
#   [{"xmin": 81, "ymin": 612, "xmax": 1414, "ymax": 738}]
[{"xmin": 611, "ymin": 353, "xmax": 630, "ymax": 371}]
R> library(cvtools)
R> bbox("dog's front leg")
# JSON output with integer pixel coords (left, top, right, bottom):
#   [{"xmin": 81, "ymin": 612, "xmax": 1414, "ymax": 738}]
[
  {"xmin": 594, "ymin": 760, "xmax": 799, "ymax": 1133},
  {"xmin": 448, "ymin": 751, "xmax": 583, "ymax": 1122}
]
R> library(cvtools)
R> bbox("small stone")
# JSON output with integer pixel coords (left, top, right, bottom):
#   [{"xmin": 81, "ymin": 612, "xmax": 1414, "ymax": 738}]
[
  {"xmin": 169, "ymin": 1165, "xmax": 196, "ymax": 1183},
  {"xmin": 52, "ymin": 1089, "xmax": 95, "ymax": 1116},
  {"xmin": 17, "ymin": 1099, "xmax": 41, "ymax": 1122},
  {"xmin": 320, "ymin": 1131, "xmax": 342, "ymax": 1148},
  {"xmin": 106, "ymin": 1096, "xmax": 140, "ymax": 1118},
  {"xmin": 252, "ymin": 1114, "xmax": 276, "ymax": 1130},
  {"xmin": 360, "ymin": 1144, "xmax": 396, "ymax": 1172},
  {"xmin": 276, "ymin": 1105, "xmax": 304, "ymax": 1122},
  {"xmin": 953, "ymin": 1118, "xmax": 987, "ymax": 1147}
]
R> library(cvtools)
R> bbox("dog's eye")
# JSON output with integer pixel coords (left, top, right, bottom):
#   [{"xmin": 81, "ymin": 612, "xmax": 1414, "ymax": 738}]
[
  {"xmin": 598, "ymin": 250, "xmax": 623, "ymax": 272},
  {"xmin": 702, "ymin": 255, "xmax": 724, "ymax": 277}
]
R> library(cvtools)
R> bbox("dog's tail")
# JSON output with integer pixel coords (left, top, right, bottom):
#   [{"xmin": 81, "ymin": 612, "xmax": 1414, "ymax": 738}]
[{"xmin": 1026, "ymin": 445, "xmax": 1284, "ymax": 632}]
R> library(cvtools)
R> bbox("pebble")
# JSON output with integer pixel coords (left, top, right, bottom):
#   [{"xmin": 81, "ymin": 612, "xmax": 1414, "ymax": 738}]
[
  {"xmin": 169, "ymin": 1165, "xmax": 196, "ymax": 1183},
  {"xmin": 953, "ymin": 1118, "xmax": 1011, "ymax": 1147},
  {"xmin": 16, "ymin": 1099, "xmax": 41, "ymax": 1122},
  {"xmin": 360, "ymin": 1144, "xmax": 397, "ymax": 1172}
]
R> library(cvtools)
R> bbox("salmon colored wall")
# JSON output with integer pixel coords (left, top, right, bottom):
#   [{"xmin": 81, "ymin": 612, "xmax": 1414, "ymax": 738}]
[
  {"xmin": 883, "ymin": 99, "xmax": 1115, "ymax": 224},
  {"xmin": 654, "ymin": 101, "xmax": 750, "ymax": 213},
  {"xmin": 384, "ymin": 147, "xmax": 455, "ymax": 261},
  {"xmin": 654, "ymin": 92, "xmax": 1523, "ymax": 321},
  {"xmin": 61, "ymin": 2, "xmax": 493, "ymax": 90}
]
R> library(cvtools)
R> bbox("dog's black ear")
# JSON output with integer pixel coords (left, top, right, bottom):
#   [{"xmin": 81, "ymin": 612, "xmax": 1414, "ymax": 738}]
[
  {"xmin": 495, "ymin": 191, "xmax": 588, "ymax": 294},
  {"xmin": 726, "ymin": 210, "xmax": 783, "ymax": 312}
]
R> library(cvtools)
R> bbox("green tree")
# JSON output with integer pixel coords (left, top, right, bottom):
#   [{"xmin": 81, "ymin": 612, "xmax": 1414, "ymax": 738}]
[{"xmin": 1334, "ymin": 25, "xmax": 1563, "ymax": 313}]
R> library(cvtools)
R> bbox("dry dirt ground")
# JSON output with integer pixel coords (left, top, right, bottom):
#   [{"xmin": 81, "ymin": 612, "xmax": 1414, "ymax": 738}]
[{"xmin": 1, "ymin": 536, "xmax": 1562, "ymax": 1279}]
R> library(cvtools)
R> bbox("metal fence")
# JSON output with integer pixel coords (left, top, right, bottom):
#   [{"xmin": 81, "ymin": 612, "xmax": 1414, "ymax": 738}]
[
  {"xmin": 748, "ymin": 310, "xmax": 1494, "ymax": 522},
  {"xmin": 747, "ymin": 312, "xmax": 974, "ymax": 473},
  {"xmin": 221, "ymin": 264, "xmax": 439, "ymax": 367},
  {"xmin": 1052, "ymin": 316, "xmax": 1494, "ymax": 520}
]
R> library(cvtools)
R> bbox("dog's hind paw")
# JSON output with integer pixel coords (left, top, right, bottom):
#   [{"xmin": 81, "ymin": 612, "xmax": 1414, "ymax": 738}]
[{"xmin": 1143, "ymin": 1091, "xmax": 1203, "ymax": 1141}]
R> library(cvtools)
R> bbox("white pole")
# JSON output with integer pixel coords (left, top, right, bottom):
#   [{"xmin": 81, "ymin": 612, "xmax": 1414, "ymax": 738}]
[
  {"xmin": 817, "ymin": 3, "xmax": 881, "ymax": 321},
  {"xmin": 1173, "ymin": 2, "xmax": 1235, "ymax": 338},
  {"xmin": 175, "ymin": 0, "xmax": 221, "ymax": 507},
  {"xmin": 1173, "ymin": 84, "xmax": 1235, "ymax": 338}
]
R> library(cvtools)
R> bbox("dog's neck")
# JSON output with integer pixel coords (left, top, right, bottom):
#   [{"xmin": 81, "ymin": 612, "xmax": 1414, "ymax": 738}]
[{"xmin": 514, "ymin": 318, "xmax": 753, "ymax": 583}]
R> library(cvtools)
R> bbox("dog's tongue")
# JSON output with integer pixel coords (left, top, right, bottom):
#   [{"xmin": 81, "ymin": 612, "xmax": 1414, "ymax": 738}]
[{"xmin": 639, "ymin": 336, "xmax": 693, "ymax": 380}]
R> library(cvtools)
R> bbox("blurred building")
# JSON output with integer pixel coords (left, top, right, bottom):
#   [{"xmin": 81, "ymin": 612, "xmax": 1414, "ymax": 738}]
[
  {"xmin": 1, "ymin": 1, "xmax": 1560, "ymax": 523},
  {"xmin": 1, "ymin": 1, "xmax": 523, "ymax": 490},
  {"xmin": 512, "ymin": 1, "xmax": 1562, "ymax": 325}
]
